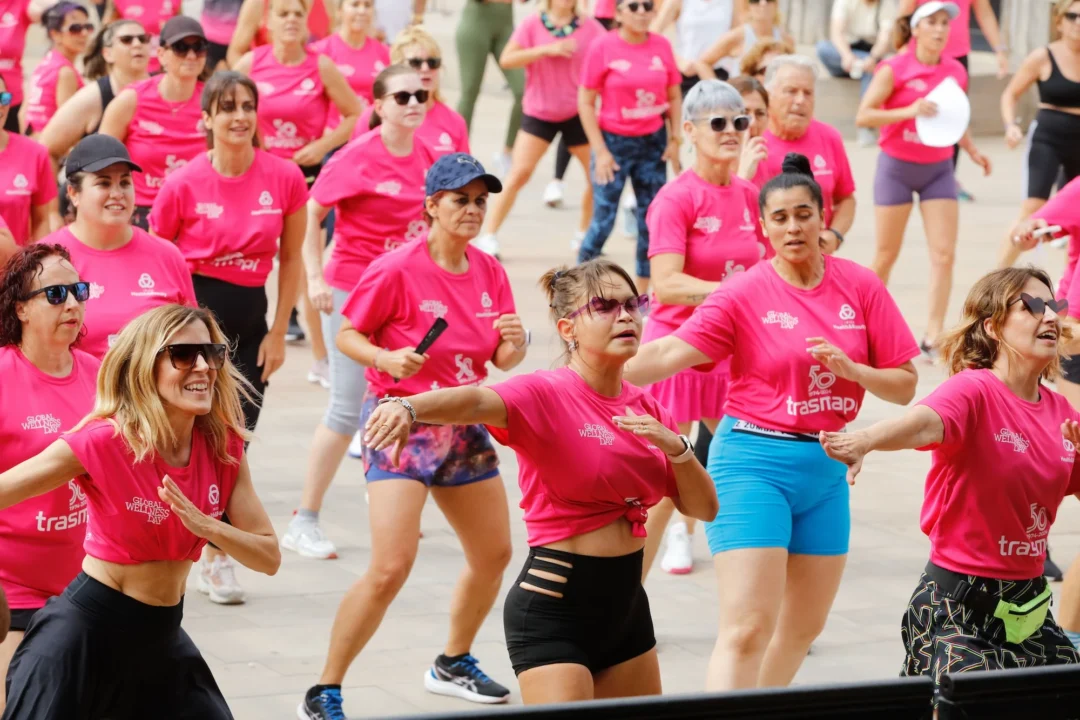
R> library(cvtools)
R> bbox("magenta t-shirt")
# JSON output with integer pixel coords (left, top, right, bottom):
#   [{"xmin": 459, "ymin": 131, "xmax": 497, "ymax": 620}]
[
  {"xmin": 0, "ymin": 0, "xmax": 33, "ymax": 106},
  {"xmin": 0, "ymin": 133, "xmax": 57, "ymax": 246},
  {"xmin": 124, "ymin": 76, "xmax": 206, "ymax": 207},
  {"xmin": 593, "ymin": 0, "xmax": 615, "ymax": 19},
  {"xmin": 150, "ymin": 150, "xmax": 307, "ymax": 287},
  {"xmin": 579, "ymin": 30, "xmax": 681, "ymax": 136},
  {"xmin": 25, "ymin": 49, "xmax": 84, "ymax": 133},
  {"xmin": 674, "ymin": 256, "xmax": 920, "ymax": 433},
  {"xmin": 250, "ymin": 46, "xmax": 329, "ymax": 160},
  {"xmin": 353, "ymin": 100, "xmax": 470, "ymax": 156},
  {"xmin": 878, "ymin": 51, "xmax": 967, "ymax": 164},
  {"xmin": 0, "ymin": 347, "xmax": 98, "ymax": 609},
  {"xmin": 917, "ymin": 369, "xmax": 1080, "ymax": 580},
  {"xmin": 62, "ymin": 419, "xmax": 244, "ymax": 564},
  {"xmin": 512, "ymin": 13, "xmax": 605, "ymax": 123},
  {"xmin": 342, "ymin": 239, "xmax": 516, "ymax": 397},
  {"xmin": 1032, "ymin": 177, "xmax": 1080, "ymax": 317},
  {"xmin": 48, "ymin": 226, "xmax": 197, "ymax": 359},
  {"xmin": 487, "ymin": 367, "xmax": 679, "ymax": 546},
  {"xmin": 752, "ymin": 119, "xmax": 856, "ymax": 229},
  {"xmin": 310, "ymin": 33, "xmax": 389, "ymax": 129},
  {"xmin": 310, "ymin": 129, "xmax": 435, "ymax": 291},
  {"xmin": 914, "ymin": 0, "xmax": 972, "ymax": 59}
]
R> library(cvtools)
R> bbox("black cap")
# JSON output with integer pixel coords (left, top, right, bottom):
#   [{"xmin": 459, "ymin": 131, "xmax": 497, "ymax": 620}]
[
  {"xmin": 424, "ymin": 153, "xmax": 502, "ymax": 197},
  {"xmin": 160, "ymin": 15, "xmax": 206, "ymax": 46},
  {"xmin": 65, "ymin": 135, "xmax": 142, "ymax": 178}
]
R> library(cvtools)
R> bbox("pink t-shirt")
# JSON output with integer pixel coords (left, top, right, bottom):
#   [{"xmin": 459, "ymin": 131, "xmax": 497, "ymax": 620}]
[
  {"xmin": 645, "ymin": 171, "xmax": 768, "ymax": 335},
  {"xmin": 113, "ymin": 0, "xmax": 177, "ymax": 73},
  {"xmin": 1031, "ymin": 177, "xmax": 1080, "ymax": 318},
  {"xmin": 62, "ymin": 419, "xmax": 244, "ymax": 564},
  {"xmin": 580, "ymin": 30, "xmax": 681, "ymax": 136},
  {"xmin": 877, "ymin": 52, "xmax": 967, "ymax": 164},
  {"xmin": 593, "ymin": 0, "xmax": 615, "ymax": 20},
  {"xmin": 342, "ymin": 240, "xmax": 515, "ymax": 397},
  {"xmin": 352, "ymin": 100, "xmax": 470, "ymax": 156},
  {"xmin": 0, "ymin": 133, "xmax": 57, "ymax": 246},
  {"xmin": 751, "ymin": 119, "xmax": 856, "ymax": 229},
  {"xmin": 310, "ymin": 33, "xmax": 389, "ymax": 129},
  {"xmin": 0, "ymin": 0, "xmax": 33, "ymax": 106},
  {"xmin": 0, "ymin": 347, "xmax": 98, "ymax": 609},
  {"xmin": 674, "ymin": 256, "xmax": 920, "ymax": 433},
  {"xmin": 250, "ymin": 46, "xmax": 328, "ymax": 160},
  {"xmin": 310, "ymin": 129, "xmax": 435, "ymax": 291},
  {"xmin": 487, "ymin": 367, "xmax": 679, "ymax": 546},
  {"xmin": 25, "ymin": 49, "xmax": 84, "ymax": 133},
  {"xmin": 915, "ymin": 0, "xmax": 972, "ymax": 59},
  {"xmin": 512, "ymin": 13, "xmax": 605, "ymax": 123},
  {"xmin": 123, "ymin": 76, "xmax": 206, "ymax": 207},
  {"xmin": 917, "ymin": 369, "xmax": 1080, "ymax": 580},
  {"xmin": 48, "ymin": 226, "xmax": 197, "ymax": 358},
  {"xmin": 149, "ymin": 150, "xmax": 307, "ymax": 287}
]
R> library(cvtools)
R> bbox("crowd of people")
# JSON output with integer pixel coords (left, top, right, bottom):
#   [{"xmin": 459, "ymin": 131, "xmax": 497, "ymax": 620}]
[{"xmin": 3, "ymin": 0, "xmax": 1080, "ymax": 718}]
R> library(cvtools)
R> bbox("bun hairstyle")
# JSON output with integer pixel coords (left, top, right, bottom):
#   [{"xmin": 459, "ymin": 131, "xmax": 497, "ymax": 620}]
[
  {"xmin": 369, "ymin": 63, "xmax": 421, "ymax": 131},
  {"xmin": 540, "ymin": 259, "xmax": 639, "ymax": 364},
  {"xmin": 758, "ymin": 152, "xmax": 824, "ymax": 213}
]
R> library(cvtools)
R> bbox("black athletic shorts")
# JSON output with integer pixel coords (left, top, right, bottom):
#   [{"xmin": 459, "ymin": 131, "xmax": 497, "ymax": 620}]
[{"xmin": 520, "ymin": 113, "xmax": 589, "ymax": 148}]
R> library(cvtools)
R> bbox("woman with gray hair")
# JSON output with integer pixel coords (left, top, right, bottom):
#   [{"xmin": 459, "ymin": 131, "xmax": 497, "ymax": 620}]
[{"xmin": 639, "ymin": 80, "xmax": 768, "ymax": 578}]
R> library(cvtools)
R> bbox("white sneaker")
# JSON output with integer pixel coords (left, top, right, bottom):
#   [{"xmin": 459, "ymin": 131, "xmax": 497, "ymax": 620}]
[
  {"xmin": 856, "ymin": 127, "xmax": 877, "ymax": 148},
  {"xmin": 348, "ymin": 431, "xmax": 364, "ymax": 459},
  {"xmin": 471, "ymin": 233, "xmax": 501, "ymax": 259},
  {"xmin": 197, "ymin": 555, "xmax": 246, "ymax": 604},
  {"xmin": 570, "ymin": 230, "xmax": 585, "ymax": 252},
  {"xmin": 659, "ymin": 521, "xmax": 694, "ymax": 575},
  {"xmin": 281, "ymin": 518, "xmax": 339, "ymax": 560},
  {"xmin": 306, "ymin": 357, "xmax": 330, "ymax": 389},
  {"xmin": 491, "ymin": 151, "xmax": 511, "ymax": 178},
  {"xmin": 543, "ymin": 180, "xmax": 564, "ymax": 208}
]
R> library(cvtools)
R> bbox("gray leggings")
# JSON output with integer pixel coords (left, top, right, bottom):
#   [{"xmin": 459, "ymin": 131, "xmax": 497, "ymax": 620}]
[{"xmin": 322, "ymin": 288, "xmax": 368, "ymax": 436}]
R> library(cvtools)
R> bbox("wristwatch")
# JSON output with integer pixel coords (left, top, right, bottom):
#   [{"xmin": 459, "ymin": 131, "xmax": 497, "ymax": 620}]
[{"xmin": 667, "ymin": 435, "xmax": 695, "ymax": 464}]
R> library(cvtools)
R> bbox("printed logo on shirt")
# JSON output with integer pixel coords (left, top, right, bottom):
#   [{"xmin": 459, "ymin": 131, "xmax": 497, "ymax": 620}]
[
  {"xmin": 264, "ymin": 119, "xmax": 305, "ymax": 151},
  {"xmin": 337, "ymin": 63, "xmax": 356, "ymax": 77},
  {"xmin": 6, "ymin": 173, "xmax": 30, "ymax": 196},
  {"xmin": 131, "ymin": 272, "xmax": 167, "ymax": 298},
  {"xmin": 476, "ymin": 292, "xmax": 499, "ymax": 319},
  {"xmin": 373, "ymin": 60, "xmax": 386, "ymax": 76},
  {"xmin": 295, "ymin": 78, "xmax": 318, "ymax": 96},
  {"xmin": 125, "ymin": 4, "xmax": 144, "ymax": 15},
  {"xmin": 761, "ymin": 311, "xmax": 798, "ymax": 329},
  {"xmin": 608, "ymin": 59, "xmax": 632, "ymax": 73},
  {"xmin": 906, "ymin": 79, "xmax": 928, "ymax": 93},
  {"xmin": 137, "ymin": 119, "xmax": 165, "ymax": 135},
  {"xmin": 251, "ymin": 190, "xmax": 281, "ymax": 216},
  {"xmin": 196, "ymin": 202, "xmax": 225, "ymax": 219},
  {"xmin": 813, "ymin": 154, "xmax": 833, "ymax": 176},
  {"xmin": 26, "ymin": 85, "xmax": 42, "ymax": 106},
  {"xmin": 36, "ymin": 480, "xmax": 88, "ymax": 532},
  {"xmin": 833, "ymin": 303, "xmax": 866, "ymax": 331},
  {"xmin": 621, "ymin": 89, "xmax": 666, "ymax": 120},
  {"xmin": 256, "ymin": 81, "xmax": 275, "ymax": 96},
  {"xmin": 375, "ymin": 181, "xmax": 402, "ymax": 196},
  {"xmin": 999, "ymin": 503, "xmax": 1050, "ymax": 558},
  {"xmin": 694, "ymin": 216, "xmax": 721, "ymax": 233},
  {"xmin": 994, "ymin": 428, "xmax": 1030, "ymax": 453},
  {"xmin": 1064, "ymin": 435, "xmax": 1076, "ymax": 463},
  {"xmin": 579, "ymin": 423, "xmax": 615, "ymax": 446},
  {"xmin": 210, "ymin": 252, "xmax": 260, "ymax": 272},
  {"xmin": 0, "ymin": 59, "xmax": 13, "ymax": 70},
  {"xmin": 208, "ymin": 483, "xmax": 222, "ymax": 517},
  {"xmin": 786, "ymin": 365, "xmax": 854, "ymax": 417},
  {"xmin": 420, "ymin": 299, "xmax": 449, "ymax": 318},
  {"xmin": 0, "ymin": 12, "xmax": 17, "ymax": 27},
  {"xmin": 125, "ymin": 496, "xmax": 170, "ymax": 524},
  {"xmin": 722, "ymin": 259, "xmax": 745, "ymax": 280},
  {"xmin": 403, "ymin": 219, "xmax": 429, "ymax": 243},
  {"xmin": 739, "ymin": 207, "xmax": 756, "ymax": 231},
  {"xmin": 89, "ymin": 282, "xmax": 105, "ymax": 300},
  {"xmin": 436, "ymin": 132, "xmax": 454, "ymax": 152},
  {"xmin": 431, "ymin": 381, "xmax": 440, "ymax": 390},
  {"xmin": 145, "ymin": 155, "xmax": 189, "ymax": 189},
  {"xmin": 648, "ymin": 55, "xmax": 666, "ymax": 72},
  {"xmin": 454, "ymin": 354, "xmax": 478, "ymax": 384},
  {"xmin": 902, "ymin": 128, "xmax": 926, "ymax": 146},
  {"xmin": 21, "ymin": 413, "xmax": 62, "ymax": 434}
]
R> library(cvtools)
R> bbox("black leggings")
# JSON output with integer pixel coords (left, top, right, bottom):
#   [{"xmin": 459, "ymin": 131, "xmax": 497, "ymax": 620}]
[
  {"xmin": 952, "ymin": 55, "xmax": 968, "ymax": 169},
  {"xmin": 1025, "ymin": 108, "xmax": 1080, "ymax": 200}
]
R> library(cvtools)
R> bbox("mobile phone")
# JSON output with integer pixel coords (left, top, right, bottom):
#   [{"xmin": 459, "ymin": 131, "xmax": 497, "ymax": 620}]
[
  {"xmin": 393, "ymin": 318, "xmax": 448, "ymax": 383},
  {"xmin": 1034, "ymin": 225, "xmax": 1063, "ymax": 238}
]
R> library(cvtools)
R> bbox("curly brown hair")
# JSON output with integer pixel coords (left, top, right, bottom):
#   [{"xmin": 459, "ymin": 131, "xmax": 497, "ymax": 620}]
[{"xmin": 0, "ymin": 243, "xmax": 80, "ymax": 347}]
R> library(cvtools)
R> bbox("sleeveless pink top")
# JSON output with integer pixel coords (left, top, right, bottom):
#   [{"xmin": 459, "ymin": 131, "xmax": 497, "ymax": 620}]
[
  {"xmin": 124, "ymin": 75, "xmax": 206, "ymax": 206},
  {"xmin": 25, "ymin": 49, "xmax": 84, "ymax": 133}
]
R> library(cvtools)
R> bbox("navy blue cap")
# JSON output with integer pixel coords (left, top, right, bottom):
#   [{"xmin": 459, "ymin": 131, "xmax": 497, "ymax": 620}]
[{"xmin": 425, "ymin": 153, "xmax": 502, "ymax": 197}]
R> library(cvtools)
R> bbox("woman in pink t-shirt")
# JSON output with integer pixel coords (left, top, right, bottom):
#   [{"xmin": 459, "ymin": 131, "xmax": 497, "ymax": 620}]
[
  {"xmin": 362, "ymin": 257, "xmax": 717, "ymax": 706},
  {"xmin": 24, "ymin": 1, "xmax": 90, "ymax": 136},
  {"xmin": 0, "ymin": 244, "xmax": 97, "ymax": 713},
  {"xmin": 857, "ymin": 3, "xmax": 991, "ymax": 357},
  {"xmin": 0, "ymin": 304, "xmax": 279, "ymax": 718},
  {"xmin": 104, "ymin": 0, "xmax": 180, "ymax": 74},
  {"xmin": 625, "ymin": 153, "xmax": 920, "ymax": 691},
  {"xmin": 0, "ymin": 0, "xmax": 48, "ymax": 134},
  {"xmin": 729, "ymin": 74, "xmax": 770, "ymax": 180},
  {"xmin": 822, "ymin": 266, "xmax": 1080, "ymax": 690},
  {"xmin": 310, "ymin": 0, "xmax": 389, "ymax": 111}
]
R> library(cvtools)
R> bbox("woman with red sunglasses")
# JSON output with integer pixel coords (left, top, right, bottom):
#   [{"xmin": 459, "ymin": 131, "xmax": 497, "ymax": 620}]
[{"xmin": 24, "ymin": 2, "xmax": 91, "ymax": 136}]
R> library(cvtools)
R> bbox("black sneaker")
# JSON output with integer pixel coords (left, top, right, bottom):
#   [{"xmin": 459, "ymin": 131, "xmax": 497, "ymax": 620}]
[
  {"xmin": 919, "ymin": 338, "xmax": 938, "ymax": 362},
  {"xmin": 423, "ymin": 654, "xmax": 510, "ymax": 704},
  {"xmin": 286, "ymin": 311, "xmax": 305, "ymax": 343},
  {"xmin": 1045, "ymin": 552, "xmax": 1064, "ymax": 582},
  {"xmin": 298, "ymin": 685, "xmax": 346, "ymax": 720}
]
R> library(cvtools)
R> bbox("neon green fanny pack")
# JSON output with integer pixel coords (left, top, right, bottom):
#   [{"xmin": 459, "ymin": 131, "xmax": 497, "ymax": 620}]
[{"xmin": 993, "ymin": 586, "xmax": 1053, "ymax": 645}]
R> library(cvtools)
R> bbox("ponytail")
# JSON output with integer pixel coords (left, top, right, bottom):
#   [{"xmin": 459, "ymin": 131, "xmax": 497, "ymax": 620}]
[{"xmin": 892, "ymin": 15, "xmax": 913, "ymax": 51}]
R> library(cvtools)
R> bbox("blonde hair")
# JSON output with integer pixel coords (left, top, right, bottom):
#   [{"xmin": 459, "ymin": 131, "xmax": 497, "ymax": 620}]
[
  {"xmin": 936, "ymin": 267, "xmax": 1070, "ymax": 380},
  {"xmin": 739, "ymin": 38, "xmax": 795, "ymax": 77},
  {"xmin": 390, "ymin": 26, "xmax": 443, "ymax": 103},
  {"xmin": 538, "ymin": 0, "xmax": 585, "ymax": 11},
  {"xmin": 1055, "ymin": 0, "xmax": 1080, "ymax": 20},
  {"xmin": 72, "ymin": 304, "xmax": 253, "ymax": 464}
]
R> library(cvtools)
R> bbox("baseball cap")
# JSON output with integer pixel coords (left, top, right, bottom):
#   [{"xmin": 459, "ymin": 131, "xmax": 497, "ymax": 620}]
[
  {"xmin": 65, "ymin": 135, "xmax": 142, "ymax": 178},
  {"xmin": 425, "ymin": 153, "xmax": 503, "ymax": 197},
  {"xmin": 911, "ymin": 1, "xmax": 960, "ymax": 27},
  {"xmin": 160, "ymin": 15, "xmax": 206, "ymax": 47}
]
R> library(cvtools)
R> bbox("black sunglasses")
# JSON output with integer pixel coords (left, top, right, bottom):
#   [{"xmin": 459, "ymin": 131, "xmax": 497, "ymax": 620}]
[
  {"xmin": 160, "ymin": 343, "xmax": 228, "ymax": 370},
  {"xmin": 0, "ymin": 91, "xmax": 10, "ymax": 107},
  {"xmin": 566, "ymin": 294, "xmax": 650, "ymax": 320},
  {"xmin": 1015, "ymin": 293, "xmax": 1069, "ymax": 317},
  {"xmin": 701, "ymin": 115, "xmax": 751, "ymax": 132},
  {"xmin": 169, "ymin": 38, "xmax": 208, "ymax": 56},
  {"xmin": 384, "ymin": 89, "xmax": 429, "ymax": 105},
  {"xmin": 748, "ymin": 0, "xmax": 777, "ymax": 4},
  {"xmin": 115, "ymin": 32, "xmax": 151, "ymax": 45},
  {"xmin": 407, "ymin": 57, "xmax": 441, "ymax": 70},
  {"xmin": 64, "ymin": 22, "xmax": 94, "ymax": 33},
  {"xmin": 624, "ymin": 1, "xmax": 654, "ymax": 12},
  {"xmin": 1065, "ymin": 11, "xmax": 1080, "ymax": 23},
  {"xmin": 23, "ymin": 282, "xmax": 91, "ymax": 305}
]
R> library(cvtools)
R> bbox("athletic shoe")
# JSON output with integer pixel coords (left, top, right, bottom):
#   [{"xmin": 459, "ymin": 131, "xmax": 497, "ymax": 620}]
[
  {"xmin": 471, "ymin": 233, "xmax": 501, "ymax": 259},
  {"xmin": 957, "ymin": 186, "xmax": 975, "ymax": 203},
  {"xmin": 307, "ymin": 357, "xmax": 331, "ymax": 389},
  {"xmin": 543, "ymin": 180, "xmax": 564, "ymax": 208},
  {"xmin": 1045, "ymin": 552, "xmax": 1064, "ymax": 582},
  {"xmin": 197, "ymin": 555, "xmax": 246, "ymax": 605},
  {"xmin": 424, "ymin": 654, "xmax": 510, "ymax": 704},
  {"xmin": 491, "ymin": 151, "xmax": 511, "ymax": 179},
  {"xmin": 856, "ymin": 127, "xmax": 877, "ymax": 148},
  {"xmin": 347, "ymin": 431, "xmax": 364, "ymax": 459},
  {"xmin": 286, "ymin": 313, "xmax": 306, "ymax": 343},
  {"xmin": 298, "ymin": 686, "xmax": 346, "ymax": 720},
  {"xmin": 660, "ymin": 521, "xmax": 694, "ymax": 575},
  {"xmin": 282, "ymin": 518, "xmax": 339, "ymax": 560}
]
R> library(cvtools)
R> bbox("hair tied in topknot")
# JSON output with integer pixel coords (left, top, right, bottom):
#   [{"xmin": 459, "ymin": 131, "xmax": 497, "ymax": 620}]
[
  {"xmin": 781, "ymin": 152, "xmax": 814, "ymax": 178},
  {"xmin": 550, "ymin": 270, "xmax": 565, "ymax": 289}
]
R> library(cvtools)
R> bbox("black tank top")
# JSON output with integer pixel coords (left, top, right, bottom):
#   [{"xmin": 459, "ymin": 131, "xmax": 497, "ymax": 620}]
[
  {"xmin": 90, "ymin": 76, "xmax": 115, "ymax": 135},
  {"xmin": 1037, "ymin": 47, "xmax": 1080, "ymax": 109}
]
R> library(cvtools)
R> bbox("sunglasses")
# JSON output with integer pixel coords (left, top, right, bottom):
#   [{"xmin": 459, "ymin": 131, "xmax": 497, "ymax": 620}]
[
  {"xmin": 160, "ymin": 343, "xmax": 228, "ymax": 370},
  {"xmin": 22, "ymin": 282, "xmax": 91, "ymax": 305},
  {"xmin": 700, "ymin": 114, "xmax": 751, "ymax": 132},
  {"xmin": 623, "ymin": 1, "xmax": 654, "ymax": 12},
  {"xmin": 115, "ymin": 32, "xmax": 151, "ymax": 45},
  {"xmin": 566, "ymin": 294, "xmax": 650, "ymax": 320},
  {"xmin": 406, "ymin": 57, "xmax": 441, "ymax": 70},
  {"xmin": 64, "ymin": 22, "xmax": 94, "ymax": 33},
  {"xmin": 1014, "ymin": 293, "xmax": 1069, "ymax": 318},
  {"xmin": 1066, "ymin": 11, "xmax": 1080, "ymax": 23},
  {"xmin": 383, "ymin": 89, "xmax": 429, "ymax": 105},
  {"xmin": 748, "ymin": 0, "xmax": 777, "ymax": 4},
  {"xmin": 0, "ymin": 91, "xmax": 10, "ymax": 107},
  {"xmin": 169, "ymin": 38, "xmax": 208, "ymax": 57}
]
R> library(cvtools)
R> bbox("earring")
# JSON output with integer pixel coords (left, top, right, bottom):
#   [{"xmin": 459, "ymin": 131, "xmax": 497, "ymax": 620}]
[{"xmin": 568, "ymin": 339, "xmax": 578, "ymax": 352}]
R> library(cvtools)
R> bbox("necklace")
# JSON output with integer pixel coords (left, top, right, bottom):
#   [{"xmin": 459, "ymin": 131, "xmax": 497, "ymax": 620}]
[{"xmin": 541, "ymin": 12, "xmax": 579, "ymax": 39}]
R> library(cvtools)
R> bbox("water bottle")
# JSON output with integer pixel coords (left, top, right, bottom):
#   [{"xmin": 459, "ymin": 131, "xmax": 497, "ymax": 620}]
[{"xmin": 850, "ymin": 59, "xmax": 864, "ymax": 80}]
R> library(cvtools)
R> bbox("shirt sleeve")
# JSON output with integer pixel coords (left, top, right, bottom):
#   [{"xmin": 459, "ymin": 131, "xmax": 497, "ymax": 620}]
[
  {"xmin": 486, "ymin": 372, "xmax": 550, "ymax": 448},
  {"xmin": 451, "ymin": 112, "xmax": 471, "ymax": 154},
  {"xmin": 580, "ymin": 36, "xmax": 607, "ymax": 90},
  {"xmin": 148, "ymin": 177, "xmax": 182, "ymax": 240},
  {"xmin": 32, "ymin": 146, "xmax": 58, "ymax": 205},
  {"xmin": 173, "ymin": 249, "xmax": 197, "ymax": 306},
  {"xmin": 283, "ymin": 162, "xmax": 308, "ymax": 215},
  {"xmin": 672, "ymin": 283, "xmax": 738, "ymax": 363},
  {"xmin": 645, "ymin": 186, "xmax": 691, "ymax": 258},
  {"xmin": 860, "ymin": 269, "xmax": 920, "ymax": 369},
  {"xmin": 310, "ymin": 147, "xmax": 362, "ymax": 207},
  {"xmin": 1033, "ymin": 178, "xmax": 1080, "ymax": 241},
  {"xmin": 510, "ymin": 15, "xmax": 534, "ymax": 48},
  {"xmin": 61, "ymin": 421, "xmax": 116, "ymax": 491},
  {"xmin": 340, "ymin": 259, "xmax": 400, "ymax": 335},
  {"xmin": 916, "ymin": 372, "xmax": 979, "ymax": 452}
]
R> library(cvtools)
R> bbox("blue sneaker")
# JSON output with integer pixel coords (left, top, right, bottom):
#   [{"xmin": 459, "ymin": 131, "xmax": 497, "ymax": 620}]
[
  {"xmin": 298, "ymin": 686, "xmax": 346, "ymax": 720},
  {"xmin": 423, "ymin": 654, "xmax": 510, "ymax": 704}
]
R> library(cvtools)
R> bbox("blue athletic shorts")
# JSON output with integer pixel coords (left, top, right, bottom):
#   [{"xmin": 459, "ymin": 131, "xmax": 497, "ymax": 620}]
[{"xmin": 703, "ymin": 416, "xmax": 850, "ymax": 556}]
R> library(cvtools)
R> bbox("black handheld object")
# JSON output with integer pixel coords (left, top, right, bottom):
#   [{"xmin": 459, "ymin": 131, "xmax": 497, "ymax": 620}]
[{"xmin": 393, "ymin": 318, "xmax": 448, "ymax": 383}]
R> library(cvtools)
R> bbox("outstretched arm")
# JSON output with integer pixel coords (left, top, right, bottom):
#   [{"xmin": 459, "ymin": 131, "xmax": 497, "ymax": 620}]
[
  {"xmin": 820, "ymin": 405, "xmax": 944, "ymax": 484},
  {"xmin": 624, "ymin": 336, "xmax": 713, "ymax": 387},
  {"xmin": 1, "ymin": 440, "xmax": 86, "ymax": 511}
]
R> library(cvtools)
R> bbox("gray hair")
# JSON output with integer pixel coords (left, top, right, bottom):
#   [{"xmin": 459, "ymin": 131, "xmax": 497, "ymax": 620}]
[
  {"xmin": 682, "ymin": 80, "xmax": 745, "ymax": 123},
  {"xmin": 764, "ymin": 54, "xmax": 818, "ymax": 89}
]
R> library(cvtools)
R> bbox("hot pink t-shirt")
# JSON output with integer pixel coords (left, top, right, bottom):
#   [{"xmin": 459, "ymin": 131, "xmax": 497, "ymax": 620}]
[
  {"xmin": 487, "ymin": 367, "xmax": 679, "ymax": 546},
  {"xmin": 113, "ymin": 0, "xmax": 177, "ymax": 73},
  {"xmin": 878, "ymin": 51, "xmax": 967, "ymax": 164},
  {"xmin": 751, "ymin": 119, "xmax": 856, "ymax": 229},
  {"xmin": 0, "ymin": 347, "xmax": 98, "ymax": 609},
  {"xmin": 1031, "ymin": 177, "xmax": 1080, "ymax": 317},
  {"xmin": 593, "ymin": 0, "xmax": 615, "ymax": 20},
  {"xmin": 579, "ymin": 30, "xmax": 681, "ymax": 136},
  {"xmin": 0, "ymin": 133, "xmax": 57, "ymax": 246},
  {"xmin": 250, "ymin": 46, "xmax": 328, "ymax": 160},
  {"xmin": 25, "ymin": 49, "xmax": 84, "ymax": 133},
  {"xmin": 310, "ymin": 33, "xmax": 389, "ymax": 129},
  {"xmin": 62, "ymin": 419, "xmax": 244, "ymax": 564},
  {"xmin": 353, "ymin": 100, "xmax": 470, "ymax": 156},
  {"xmin": 123, "ymin": 76, "xmax": 206, "ymax": 207},
  {"xmin": 512, "ymin": 13, "xmax": 605, "ymax": 123},
  {"xmin": 48, "ymin": 226, "xmax": 197, "ymax": 358},
  {"xmin": 0, "ymin": 0, "xmax": 33, "ymax": 106},
  {"xmin": 149, "ymin": 150, "xmax": 307, "ymax": 287},
  {"xmin": 310, "ymin": 129, "xmax": 435, "ymax": 291},
  {"xmin": 674, "ymin": 256, "xmax": 920, "ymax": 433},
  {"xmin": 917, "ymin": 369, "xmax": 1080, "ymax": 580},
  {"xmin": 342, "ymin": 240, "xmax": 515, "ymax": 397},
  {"xmin": 914, "ymin": 0, "xmax": 972, "ymax": 59}
]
